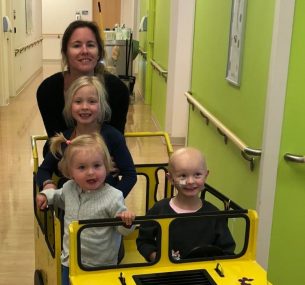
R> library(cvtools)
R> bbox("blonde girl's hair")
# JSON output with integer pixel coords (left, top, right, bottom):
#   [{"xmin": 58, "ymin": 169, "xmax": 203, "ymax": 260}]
[
  {"xmin": 63, "ymin": 76, "xmax": 111, "ymax": 127},
  {"xmin": 50, "ymin": 132, "xmax": 112, "ymax": 178}
]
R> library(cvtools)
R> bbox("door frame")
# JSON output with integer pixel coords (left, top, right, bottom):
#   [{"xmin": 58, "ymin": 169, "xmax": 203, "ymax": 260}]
[
  {"xmin": 256, "ymin": 0, "xmax": 295, "ymax": 269},
  {"xmin": 5, "ymin": 0, "xmax": 15, "ymax": 98},
  {"xmin": 0, "ymin": 0, "xmax": 15, "ymax": 105},
  {"xmin": 0, "ymin": 2, "xmax": 9, "ymax": 105}
]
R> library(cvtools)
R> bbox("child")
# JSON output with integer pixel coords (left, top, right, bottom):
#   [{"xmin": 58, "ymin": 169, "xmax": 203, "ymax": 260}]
[
  {"xmin": 36, "ymin": 133, "xmax": 135, "ymax": 285},
  {"xmin": 136, "ymin": 147, "xmax": 235, "ymax": 261},
  {"xmin": 36, "ymin": 76, "xmax": 136, "ymax": 198}
]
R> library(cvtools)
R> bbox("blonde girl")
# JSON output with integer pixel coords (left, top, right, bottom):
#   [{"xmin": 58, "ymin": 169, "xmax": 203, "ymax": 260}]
[{"xmin": 36, "ymin": 132, "xmax": 135, "ymax": 285}]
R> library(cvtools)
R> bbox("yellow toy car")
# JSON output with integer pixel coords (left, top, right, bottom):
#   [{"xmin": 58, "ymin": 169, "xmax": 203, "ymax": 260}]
[
  {"xmin": 32, "ymin": 132, "xmax": 271, "ymax": 285},
  {"xmin": 68, "ymin": 207, "xmax": 268, "ymax": 285}
]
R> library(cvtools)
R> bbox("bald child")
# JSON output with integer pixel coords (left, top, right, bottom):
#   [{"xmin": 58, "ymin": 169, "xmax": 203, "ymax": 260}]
[{"xmin": 136, "ymin": 147, "xmax": 235, "ymax": 261}]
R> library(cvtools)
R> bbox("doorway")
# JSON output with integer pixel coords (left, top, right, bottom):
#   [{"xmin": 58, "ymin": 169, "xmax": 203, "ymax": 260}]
[{"xmin": 92, "ymin": 0, "xmax": 121, "ymax": 31}]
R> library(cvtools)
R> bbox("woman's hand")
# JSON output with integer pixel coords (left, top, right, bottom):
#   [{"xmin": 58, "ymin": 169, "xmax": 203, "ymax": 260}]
[
  {"xmin": 43, "ymin": 183, "xmax": 56, "ymax": 190},
  {"xmin": 42, "ymin": 179, "xmax": 57, "ymax": 190},
  {"xmin": 110, "ymin": 156, "xmax": 120, "ymax": 177},
  {"xmin": 36, "ymin": 193, "xmax": 48, "ymax": 210}
]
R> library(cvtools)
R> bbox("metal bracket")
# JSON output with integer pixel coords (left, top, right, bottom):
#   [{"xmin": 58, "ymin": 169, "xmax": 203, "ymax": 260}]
[
  {"xmin": 200, "ymin": 111, "xmax": 209, "ymax": 125},
  {"xmin": 241, "ymin": 151, "xmax": 255, "ymax": 171},
  {"xmin": 187, "ymin": 98, "xmax": 195, "ymax": 111},
  {"xmin": 217, "ymin": 128, "xmax": 228, "ymax": 144}
]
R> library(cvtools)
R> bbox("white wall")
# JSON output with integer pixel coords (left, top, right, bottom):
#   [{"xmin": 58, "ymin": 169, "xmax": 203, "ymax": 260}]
[
  {"xmin": 42, "ymin": 0, "xmax": 92, "ymax": 61},
  {"xmin": 0, "ymin": 0, "xmax": 42, "ymax": 104},
  {"xmin": 13, "ymin": 0, "xmax": 42, "ymax": 93},
  {"xmin": 166, "ymin": 0, "xmax": 195, "ymax": 144},
  {"xmin": 0, "ymin": 2, "xmax": 10, "ymax": 105}
]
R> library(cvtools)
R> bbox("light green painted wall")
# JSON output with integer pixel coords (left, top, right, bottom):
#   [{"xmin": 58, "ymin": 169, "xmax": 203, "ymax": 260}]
[
  {"xmin": 149, "ymin": 0, "xmax": 170, "ymax": 129},
  {"xmin": 144, "ymin": 0, "xmax": 155, "ymax": 104},
  {"xmin": 138, "ymin": 0, "xmax": 149, "ymax": 99},
  {"xmin": 152, "ymin": 0, "xmax": 170, "ymax": 67},
  {"xmin": 268, "ymin": 1, "xmax": 305, "ymax": 283},
  {"xmin": 188, "ymin": 0, "xmax": 275, "ymax": 208},
  {"xmin": 139, "ymin": 0, "xmax": 149, "ymax": 50},
  {"xmin": 151, "ymin": 72, "xmax": 167, "ymax": 128}
]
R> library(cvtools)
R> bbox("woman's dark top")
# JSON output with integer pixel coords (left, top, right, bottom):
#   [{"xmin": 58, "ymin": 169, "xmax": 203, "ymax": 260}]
[
  {"xmin": 36, "ymin": 71, "xmax": 129, "ymax": 136},
  {"xmin": 136, "ymin": 198, "xmax": 236, "ymax": 261},
  {"xmin": 36, "ymin": 124, "xmax": 137, "ymax": 198}
]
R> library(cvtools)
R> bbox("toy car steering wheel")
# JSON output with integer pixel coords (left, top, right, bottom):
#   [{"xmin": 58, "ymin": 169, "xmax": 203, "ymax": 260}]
[{"xmin": 182, "ymin": 245, "xmax": 224, "ymax": 259}]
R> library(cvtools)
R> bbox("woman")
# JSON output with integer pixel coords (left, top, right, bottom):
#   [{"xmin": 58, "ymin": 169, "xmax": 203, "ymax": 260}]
[{"xmin": 37, "ymin": 20, "xmax": 129, "ymax": 146}]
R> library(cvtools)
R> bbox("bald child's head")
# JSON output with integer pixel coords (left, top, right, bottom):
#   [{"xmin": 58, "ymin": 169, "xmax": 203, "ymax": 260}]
[{"xmin": 168, "ymin": 147, "xmax": 207, "ymax": 174}]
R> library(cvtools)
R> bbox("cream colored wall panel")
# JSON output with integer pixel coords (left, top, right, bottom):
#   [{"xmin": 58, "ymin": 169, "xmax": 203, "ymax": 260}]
[{"xmin": 42, "ymin": 0, "xmax": 92, "ymax": 61}]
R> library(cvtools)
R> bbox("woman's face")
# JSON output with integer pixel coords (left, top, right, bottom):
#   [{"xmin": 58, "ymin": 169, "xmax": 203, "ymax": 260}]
[{"xmin": 66, "ymin": 27, "xmax": 99, "ymax": 75}]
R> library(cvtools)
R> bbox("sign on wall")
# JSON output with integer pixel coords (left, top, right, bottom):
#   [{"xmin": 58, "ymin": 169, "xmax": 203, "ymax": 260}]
[{"xmin": 226, "ymin": 0, "xmax": 247, "ymax": 86}]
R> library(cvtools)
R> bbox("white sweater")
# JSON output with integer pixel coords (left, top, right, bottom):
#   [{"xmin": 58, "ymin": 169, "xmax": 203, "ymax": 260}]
[{"xmin": 42, "ymin": 180, "xmax": 133, "ymax": 267}]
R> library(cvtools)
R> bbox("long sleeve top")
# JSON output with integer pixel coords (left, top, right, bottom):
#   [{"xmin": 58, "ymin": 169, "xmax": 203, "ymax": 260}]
[
  {"xmin": 36, "ymin": 124, "xmax": 137, "ymax": 198},
  {"xmin": 41, "ymin": 180, "xmax": 134, "ymax": 267},
  {"xmin": 136, "ymin": 198, "xmax": 236, "ymax": 261}
]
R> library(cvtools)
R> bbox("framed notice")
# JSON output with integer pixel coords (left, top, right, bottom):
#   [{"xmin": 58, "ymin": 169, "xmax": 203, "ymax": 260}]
[{"xmin": 226, "ymin": 0, "xmax": 247, "ymax": 86}]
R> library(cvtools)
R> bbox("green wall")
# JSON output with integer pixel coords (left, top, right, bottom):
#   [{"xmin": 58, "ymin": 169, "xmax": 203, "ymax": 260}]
[
  {"xmin": 144, "ymin": 0, "xmax": 170, "ymax": 129},
  {"xmin": 138, "ymin": 0, "xmax": 149, "ymax": 99},
  {"xmin": 188, "ymin": 0, "xmax": 275, "ymax": 208},
  {"xmin": 139, "ymin": 0, "xmax": 149, "ymax": 50},
  {"xmin": 268, "ymin": 1, "xmax": 305, "ymax": 283},
  {"xmin": 152, "ymin": 0, "xmax": 170, "ymax": 67},
  {"xmin": 139, "ymin": 0, "xmax": 305, "ymax": 283}
]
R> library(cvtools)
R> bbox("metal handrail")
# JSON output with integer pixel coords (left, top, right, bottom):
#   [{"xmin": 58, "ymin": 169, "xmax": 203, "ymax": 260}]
[
  {"xmin": 31, "ymin": 135, "xmax": 48, "ymax": 172},
  {"xmin": 284, "ymin": 153, "xmax": 305, "ymax": 163},
  {"xmin": 125, "ymin": 131, "xmax": 173, "ymax": 157},
  {"xmin": 31, "ymin": 132, "xmax": 174, "ymax": 171},
  {"xmin": 138, "ymin": 48, "xmax": 147, "ymax": 57},
  {"xmin": 150, "ymin": 59, "xmax": 168, "ymax": 80},
  {"xmin": 185, "ymin": 91, "xmax": 262, "ymax": 170},
  {"xmin": 42, "ymin": 33, "xmax": 63, "ymax": 38},
  {"xmin": 15, "ymin": 38, "xmax": 43, "ymax": 56}
]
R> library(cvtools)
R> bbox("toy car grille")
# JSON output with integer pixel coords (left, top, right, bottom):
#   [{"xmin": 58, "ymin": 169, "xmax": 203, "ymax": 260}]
[{"xmin": 133, "ymin": 269, "xmax": 216, "ymax": 285}]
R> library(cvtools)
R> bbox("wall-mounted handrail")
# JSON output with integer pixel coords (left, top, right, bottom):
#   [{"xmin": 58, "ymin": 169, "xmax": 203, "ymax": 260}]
[
  {"xmin": 284, "ymin": 153, "xmax": 305, "ymax": 163},
  {"xmin": 139, "ymin": 48, "xmax": 147, "ymax": 58},
  {"xmin": 15, "ymin": 38, "xmax": 43, "ymax": 56},
  {"xmin": 150, "ymin": 59, "xmax": 168, "ymax": 81},
  {"xmin": 185, "ymin": 91, "xmax": 262, "ymax": 170},
  {"xmin": 42, "ymin": 33, "xmax": 63, "ymax": 38}
]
